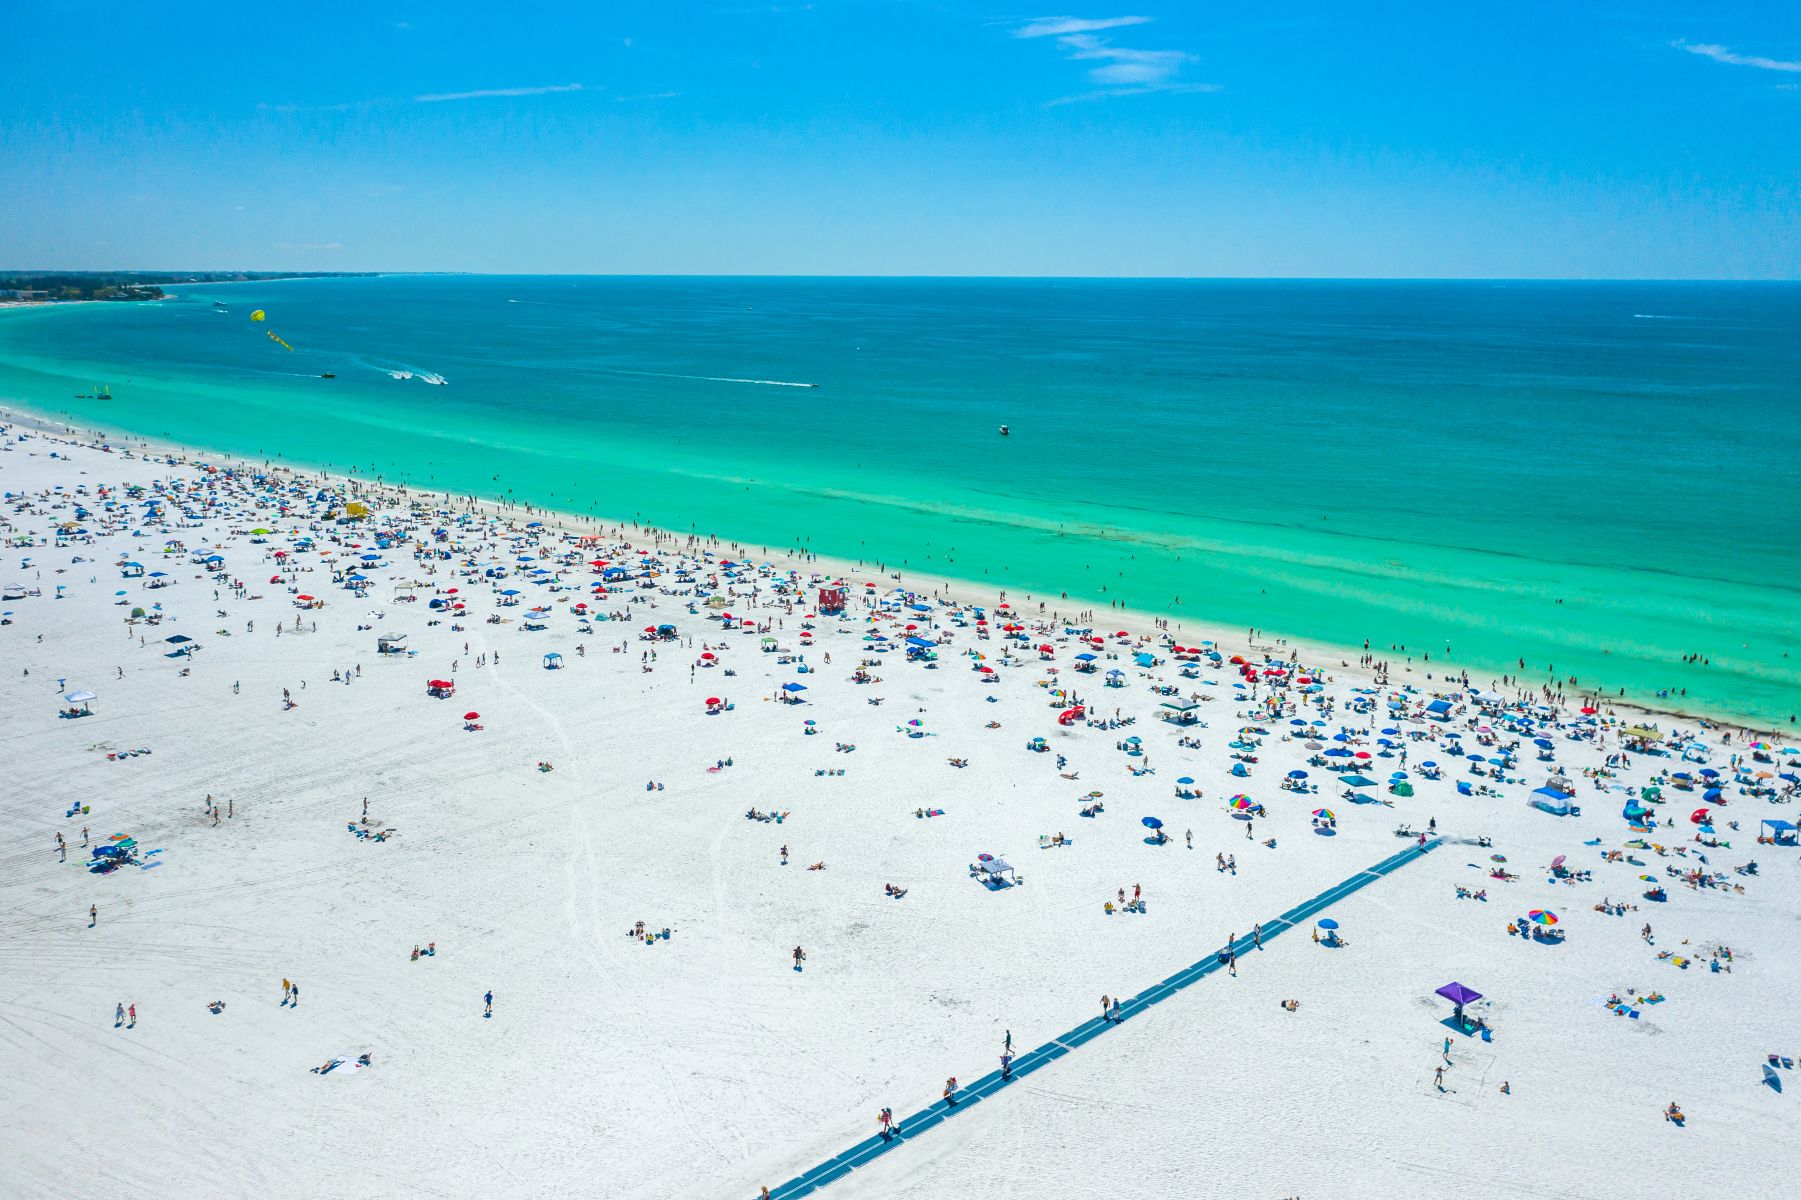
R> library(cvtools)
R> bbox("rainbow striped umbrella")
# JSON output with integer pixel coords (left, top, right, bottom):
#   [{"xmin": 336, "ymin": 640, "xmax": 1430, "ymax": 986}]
[
  {"xmin": 1312, "ymin": 808, "xmax": 1335, "ymax": 821},
  {"xmin": 1528, "ymin": 910, "xmax": 1558, "ymax": 926},
  {"xmin": 1228, "ymin": 795, "xmax": 1254, "ymax": 810}
]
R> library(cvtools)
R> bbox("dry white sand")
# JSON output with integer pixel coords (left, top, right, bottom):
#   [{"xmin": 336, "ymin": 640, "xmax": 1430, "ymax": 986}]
[{"xmin": 1, "ymin": 420, "xmax": 1795, "ymax": 1200}]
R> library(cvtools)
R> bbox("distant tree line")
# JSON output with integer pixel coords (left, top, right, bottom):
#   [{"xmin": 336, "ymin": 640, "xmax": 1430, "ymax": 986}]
[{"xmin": 0, "ymin": 271, "xmax": 377, "ymax": 302}]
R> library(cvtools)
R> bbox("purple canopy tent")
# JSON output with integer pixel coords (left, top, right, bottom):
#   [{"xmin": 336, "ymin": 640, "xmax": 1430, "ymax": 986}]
[{"xmin": 1436, "ymin": 981, "xmax": 1483, "ymax": 1025}]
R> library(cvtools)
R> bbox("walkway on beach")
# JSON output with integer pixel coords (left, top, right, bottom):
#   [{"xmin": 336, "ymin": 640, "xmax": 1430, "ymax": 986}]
[{"xmin": 762, "ymin": 837, "xmax": 1444, "ymax": 1199}]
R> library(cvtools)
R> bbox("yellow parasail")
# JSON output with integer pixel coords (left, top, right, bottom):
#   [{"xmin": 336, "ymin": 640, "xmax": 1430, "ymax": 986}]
[{"xmin": 250, "ymin": 310, "xmax": 266, "ymax": 322}]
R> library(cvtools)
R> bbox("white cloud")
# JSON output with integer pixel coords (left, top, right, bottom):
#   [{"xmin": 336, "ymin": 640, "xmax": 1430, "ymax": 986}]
[
  {"xmin": 413, "ymin": 82, "xmax": 586, "ymax": 103},
  {"xmin": 1059, "ymin": 33, "xmax": 1194, "ymax": 86},
  {"xmin": 1674, "ymin": 40, "xmax": 1801, "ymax": 73},
  {"xmin": 1015, "ymin": 17, "xmax": 1213, "ymax": 101},
  {"xmin": 1014, "ymin": 15, "xmax": 1150, "ymax": 40}
]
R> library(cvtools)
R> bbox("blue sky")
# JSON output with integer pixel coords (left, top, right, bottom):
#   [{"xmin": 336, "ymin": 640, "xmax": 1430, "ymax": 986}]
[{"xmin": 2, "ymin": 2, "xmax": 1796, "ymax": 276}]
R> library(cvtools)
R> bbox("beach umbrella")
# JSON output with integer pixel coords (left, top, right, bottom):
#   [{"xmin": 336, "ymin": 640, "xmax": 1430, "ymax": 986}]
[
  {"xmin": 1287, "ymin": 769, "xmax": 1308, "ymax": 779},
  {"xmin": 1312, "ymin": 808, "xmax": 1336, "ymax": 820},
  {"xmin": 1317, "ymin": 918, "xmax": 1339, "ymax": 930},
  {"xmin": 782, "ymin": 683, "xmax": 807, "ymax": 692},
  {"xmin": 1177, "ymin": 777, "xmax": 1195, "ymax": 785},
  {"xmin": 1528, "ymin": 910, "xmax": 1558, "ymax": 926},
  {"xmin": 463, "ymin": 711, "xmax": 480, "ymax": 720},
  {"xmin": 1227, "ymin": 796, "xmax": 1253, "ymax": 810},
  {"xmin": 705, "ymin": 697, "xmax": 721, "ymax": 706},
  {"xmin": 1141, "ymin": 817, "xmax": 1163, "ymax": 830}
]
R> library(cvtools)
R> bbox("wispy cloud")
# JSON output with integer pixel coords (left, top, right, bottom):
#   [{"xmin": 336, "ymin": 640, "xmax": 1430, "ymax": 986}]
[
  {"xmin": 1674, "ymin": 40, "xmax": 1801, "ymax": 73},
  {"xmin": 1014, "ymin": 16, "xmax": 1213, "ymax": 102},
  {"xmin": 1014, "ymin": 15, "xmax": 1150, "ymax": 39},
  {"xmin": 414, "ymin": 82, "xmax": 586, "ymax": 103}
]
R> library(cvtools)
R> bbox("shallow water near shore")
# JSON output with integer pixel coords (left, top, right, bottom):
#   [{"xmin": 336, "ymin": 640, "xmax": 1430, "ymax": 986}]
[{"xmin": 2, "ymin": 276, "xmax": 1797, "ymax": 726}]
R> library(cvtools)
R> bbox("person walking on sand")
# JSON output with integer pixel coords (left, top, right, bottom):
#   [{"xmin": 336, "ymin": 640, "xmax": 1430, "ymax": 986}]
[
  {"xmin": 1004, "ymin": 1029, "xmax": 1012, "ymax": 1055},
  {"xmin": 282, "ymin": 978, "xmax": 291, "ymax": 1006},
  {"xmin": 89, "ymin": 904, "xmax": 96, "ymax": 927},
  {"xmin": 128, "ymin": 1003, "xmax": 136, "ymax": 1027},
  {"xmin": 792, "ymin": 946, "xmax": 806, "ymax": 971},
  {"xmin": 943, "ymin": 1076, "xmax": 958, "ymax": 1106},
  {"xmin": 1434, "ymin": 1066, "xmax": 1445, "ymax": 1089},
  {"xmin": 114, "ymin": 1002, "xmax": 124, "ymax": 1027},
  {"xmin": 1109, "ymin": 996, "xmax": 1122, "ymax": 1023},
  {"xmin": 484, "ymin": 990, "xmax": 493, "ymax": 1016},
  {"xmin": 1253, "ymin": 922, "xmax": 1262, "ymax": 950},
  {"xmin": 1246, "ymin": 819, "xmax": 1254, "ymax": 840}
]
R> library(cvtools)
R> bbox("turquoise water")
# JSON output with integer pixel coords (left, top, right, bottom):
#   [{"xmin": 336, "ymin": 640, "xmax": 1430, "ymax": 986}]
[{"xmin": 2, "ymin": 276, "xmax": 1797, "ymax": 726}]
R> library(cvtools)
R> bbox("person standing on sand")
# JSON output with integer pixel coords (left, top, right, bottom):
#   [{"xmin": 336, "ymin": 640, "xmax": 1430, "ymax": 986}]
[
  {"xmin": 115, "ymin": 1002, "xmax": 124, "ymax": 1026},
  {"xmin": 1100, "ymin": 994, "xmax": 1110, "ymax": 1022},
  {"xmin": 89, "ymin": 904, "xmax": 96, "ymax": 927},
  {"xmin": 484, "ymin": 990, "xmax": 493, "ymax": 1015},
  {"xmin": 128, "ymin": 1003, "xmax": 136, "ymax": 1027},
  {"xmin": 290, "ymin": 983, "xmax": 299, "ymax": 1007},
  {"xmin": 282, "ymin": 978, "xmax": 291, "ymax": 1005},
  {"xmin": 1246, "ymin": 819, "xmax": 1254, "ymax": 840}
]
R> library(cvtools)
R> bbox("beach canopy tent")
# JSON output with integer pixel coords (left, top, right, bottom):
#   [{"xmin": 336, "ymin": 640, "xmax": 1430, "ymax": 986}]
[
  {"xmin": 1160, "ymin": 700, "xmax": 1201, "ymax": 725},
  {"xmin": 1622, "ymin": 724, "xmax": 1663, "ymax": 742},
  {"xmin": 377, "ymin": 633, "xmax": 407, "ymax": 654},
  {"xmin": 63, "ymin": 689, "xmax": 97, "ymax": 713},
  {"xmin": 973, "ymin": 855, "xmax": 1017, "ymax": 886},
  {"xmin": 1761, "ymin": 819, "xmax": 1799, "ymax": 847},
  {"xmin": 1424, "ymin": 699, "xmax": 1454, "ymax": 719},
  {"xmin": 1436, "ymin": 981, "xmax": 1484, "ymax": 1024},
  {"xmin": 1529, "ymin": 788, "xmax": 1577, "ymax": 816}
]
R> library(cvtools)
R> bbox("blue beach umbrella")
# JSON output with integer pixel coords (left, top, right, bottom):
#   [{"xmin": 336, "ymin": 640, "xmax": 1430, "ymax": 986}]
[{"xmin": 1141, "ymin": 817, "xmax": 1163, "ymax": 829}]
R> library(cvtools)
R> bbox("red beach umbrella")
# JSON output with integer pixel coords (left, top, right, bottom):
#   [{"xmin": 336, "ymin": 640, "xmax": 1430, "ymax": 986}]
[{"xmin": 463, "ymin": 711, "xmax": 480, "ymax": 720}]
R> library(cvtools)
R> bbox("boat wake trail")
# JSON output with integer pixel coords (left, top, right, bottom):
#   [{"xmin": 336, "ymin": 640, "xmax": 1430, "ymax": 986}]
[{"xmin": 609, "ymin": 370, "xmax": 816, "ymax": 389}]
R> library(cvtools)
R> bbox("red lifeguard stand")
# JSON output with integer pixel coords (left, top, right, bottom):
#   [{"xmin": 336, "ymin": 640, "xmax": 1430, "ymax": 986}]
[{"xmin": 818, "ymin": 586, "xmax": 845, "ymax": 614}]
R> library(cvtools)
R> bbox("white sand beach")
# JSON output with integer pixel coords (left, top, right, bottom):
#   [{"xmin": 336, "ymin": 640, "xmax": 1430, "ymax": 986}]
[{"xmin": 2, "ymin": 417, "xmax": 1796, "ymax": 1200}]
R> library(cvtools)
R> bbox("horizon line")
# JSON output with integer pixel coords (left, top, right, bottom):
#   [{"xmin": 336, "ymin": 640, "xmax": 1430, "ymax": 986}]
[{"xmin": 6, "ymin": 269, "xmax": 1799, "ymax": 284}]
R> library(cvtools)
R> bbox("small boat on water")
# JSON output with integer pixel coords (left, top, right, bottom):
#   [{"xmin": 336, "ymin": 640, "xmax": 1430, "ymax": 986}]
[
  {"xmin": 320, "ymin": 373, "xmax": 336, "ymax": 379},
  {"xmin": 998, "ymin": 424, "xmax": 1010, "ymax": 436}
]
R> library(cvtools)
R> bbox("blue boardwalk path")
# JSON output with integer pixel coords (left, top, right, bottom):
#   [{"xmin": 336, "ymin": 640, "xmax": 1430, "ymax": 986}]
[{"xmin": 761, "ymin": 837, "xmax": 1443, "ymax": 1198}]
